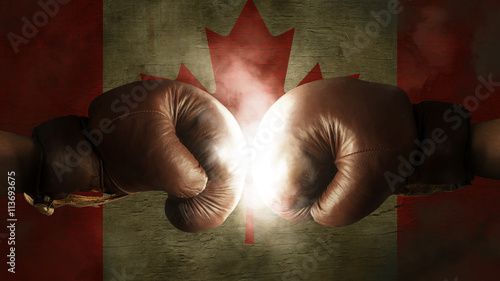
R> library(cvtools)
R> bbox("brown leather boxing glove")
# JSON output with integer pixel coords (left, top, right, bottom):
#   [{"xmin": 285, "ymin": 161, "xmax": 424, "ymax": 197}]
[
  {"xmin": 15, "ymin": 80, "xmax": 246, "ymax": 232},
  {"xmin": 252, "ymin": 77, "xmax": 473, "ymax": 227}
]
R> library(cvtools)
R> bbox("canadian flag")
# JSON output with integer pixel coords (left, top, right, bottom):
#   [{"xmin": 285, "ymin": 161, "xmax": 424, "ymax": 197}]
[{"xmin": 1, "ymin": 0, "xmax": 500, "ymax": 280}]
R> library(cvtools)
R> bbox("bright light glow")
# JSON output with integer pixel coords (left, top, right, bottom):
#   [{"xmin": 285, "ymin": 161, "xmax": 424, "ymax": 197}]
[
  {"xmin": 250, "ymin": 95, "xmax": 295, "ymax": 211},
  {"xmin": 211, "ymin": 99, "xmax": 249, "ymax": 191},
  {"xmin": 252, "ymin": 153, "xmax": 289, "ymax": 209}
]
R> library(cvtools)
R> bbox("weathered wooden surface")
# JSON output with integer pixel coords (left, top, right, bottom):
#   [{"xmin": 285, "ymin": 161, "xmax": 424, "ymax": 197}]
[
  {"xmin": 104, "ymin": 193, "xmax": 397, "ymax": 281},
  {"xmin": 103, "ymin": 0, "xmax": 398, "ymax": 280}
]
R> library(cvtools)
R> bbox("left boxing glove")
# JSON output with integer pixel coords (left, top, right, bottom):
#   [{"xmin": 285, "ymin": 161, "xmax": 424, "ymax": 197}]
[{"xmin": 10, "ymin": 80, "xmax": 246, "ymax": 232}]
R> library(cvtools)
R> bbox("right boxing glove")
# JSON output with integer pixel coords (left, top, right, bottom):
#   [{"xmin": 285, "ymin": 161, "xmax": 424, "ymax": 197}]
[
  {"xmin": 252, "ymin": 77, "xmax": 473, "ymax": 227},
  {"xmin": 17, "ymin": 79, "xmax": 246, "ymax": 232}
]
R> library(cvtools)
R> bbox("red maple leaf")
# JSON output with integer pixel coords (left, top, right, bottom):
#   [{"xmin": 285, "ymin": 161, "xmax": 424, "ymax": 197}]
[
  {"xmin": 142, "ymin": 0, "xmax": 358, "ymax": 131},
  {"xmin": 141, "ymin": 0, "xmax": 359, "ymax": 244}
]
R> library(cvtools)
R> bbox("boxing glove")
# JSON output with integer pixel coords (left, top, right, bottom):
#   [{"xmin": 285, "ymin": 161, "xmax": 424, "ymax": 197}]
[
  {"xmin": 253, "ymin": 77, "xmax": 473, "ymax": 227},
  {"xmin": 16, "ymin": 79, "xmax": 246, "ymax": 232}
]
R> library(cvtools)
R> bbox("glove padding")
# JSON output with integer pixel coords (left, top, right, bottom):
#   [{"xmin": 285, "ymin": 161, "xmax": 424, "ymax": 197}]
[{"xmin": 253, "ymin": 77, "xmax": 472, "ymax": 227}]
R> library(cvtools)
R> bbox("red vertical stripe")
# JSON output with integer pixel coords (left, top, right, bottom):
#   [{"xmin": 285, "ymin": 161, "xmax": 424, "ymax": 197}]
[
  {"xmin": 397, "ymin": 1, "xmax": 500, "ymax": 280},
  {"xmin": 0, "ymin": 1, "xmax": 103, "ymax": 280},
  {"xmin": 245, "ymin": 187, "xmax": 255, "ymax": 245}
]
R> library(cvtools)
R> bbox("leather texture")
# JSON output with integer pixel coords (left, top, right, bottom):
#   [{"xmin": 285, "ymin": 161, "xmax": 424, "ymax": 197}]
[
  {"xmin": 30, "ymin": 80, "xmax": 246, "ymax": 232},
  {"xmin": 253, "ymin": 77, "xmax": 473, "ymax": 227}
]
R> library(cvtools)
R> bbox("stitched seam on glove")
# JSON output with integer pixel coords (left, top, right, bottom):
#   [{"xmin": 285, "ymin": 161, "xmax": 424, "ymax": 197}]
[
  {"xmin": 109, "ymin": 110, "xmax": 168, "ymax": 124},
  {"xmin": 338, "ymin": 147, "xmax": 396, "ymax": 159}
]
